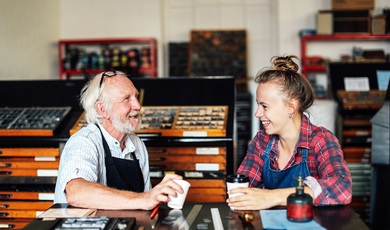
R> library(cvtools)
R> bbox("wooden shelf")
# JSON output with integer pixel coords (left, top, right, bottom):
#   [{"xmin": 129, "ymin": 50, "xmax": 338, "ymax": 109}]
[
  {"xmin": 300, "ymin": 34, "xmax": 390, "ymax": 76},
  {"xmin": 58, "ymin": 38, "xmax": 157, "ymax": 79}
]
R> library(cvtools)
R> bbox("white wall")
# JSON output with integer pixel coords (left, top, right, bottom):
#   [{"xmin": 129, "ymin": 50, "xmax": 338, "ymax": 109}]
[
  {"xmin": 59, "ymin": 0, "xmax": 164, "ymax": 77},
  {"xmin": 0, "ymin": 0, "xmax": 389, "ymax": 135},
  {"xmin": 0, "ymin": 0, "xmax": 59, "ymax": 80},
  {"xmin": 1, "ymin": 0, "xmax": 388, "ymax": 79},
  {"xmin": 162, "ymin": 0, "xmax": 277, "ymax": 79}
]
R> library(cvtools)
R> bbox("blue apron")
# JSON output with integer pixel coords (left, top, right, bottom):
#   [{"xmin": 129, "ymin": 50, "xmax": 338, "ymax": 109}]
[{"xmin": 262, "ymin": 137, "xmax": 310, "ymax": 189}]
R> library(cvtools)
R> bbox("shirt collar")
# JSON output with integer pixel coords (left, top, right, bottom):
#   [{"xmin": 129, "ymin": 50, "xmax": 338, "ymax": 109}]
[
  {"xmin": 97, "ymin": 124, "xmax": 136, "ymax": 153},
  {"xmin": 297, "ymin": 114, "xmax": 311, "ymax": 149}
]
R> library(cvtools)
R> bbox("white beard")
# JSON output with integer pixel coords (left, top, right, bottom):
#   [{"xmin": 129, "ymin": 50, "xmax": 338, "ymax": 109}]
[{"xmin": 111, "ymin": 112, "xmax": 140, "ymax": 134}]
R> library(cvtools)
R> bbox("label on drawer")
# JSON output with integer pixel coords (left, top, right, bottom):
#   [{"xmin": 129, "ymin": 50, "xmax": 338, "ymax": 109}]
[
  {"xmin": 196, "ymin": 163, "xmax": 219, "ymax": 171},
  {"xmin": 35, "ymin": 156, "xmax": 56, "ymax": 161},
  {"xmin": 36, "ymin": 211, "xmax": 44, "ymax": 217},
  {"xmin": 39, "ymin": 193, "xmax": 54, "ymax": 201},
  {"xmin": 196, "ymin": 148, "xmax": 219, "ymax": 155},
  {"xmin": 150, "ymin": 171, "xmax": 163, "ymax": 178},
  {"xmin": 185, "ymin": 171, "xmax": 204, "ymax": 178},
  {"xmin": 37, "ymin": 169, "xmax": 58, "ymax": 177},
  {"xmin": 183, "ymin": 131, "xmax": 207, "ymax": 137}
]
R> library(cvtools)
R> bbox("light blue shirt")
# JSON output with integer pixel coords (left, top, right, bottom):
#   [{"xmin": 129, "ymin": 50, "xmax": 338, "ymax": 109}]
[{"xmin": 54, "ymin": 123, "xmax": 151, "ymax": 204}]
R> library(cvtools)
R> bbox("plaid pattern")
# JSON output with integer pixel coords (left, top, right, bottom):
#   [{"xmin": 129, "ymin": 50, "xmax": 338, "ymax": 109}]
[{"xmin": 237, "ymin": 115, "xmax": 352, "ymax": 206}]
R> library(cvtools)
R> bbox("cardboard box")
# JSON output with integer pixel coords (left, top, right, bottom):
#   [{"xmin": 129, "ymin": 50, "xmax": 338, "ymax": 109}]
[
  {"xmin": 372, "ymin": 15, "xmax": 386, "ymax": 34},
  {"xmin": 332, "ymin": 0, "xmax": 374, "ymax": 10},
  {"xmin": 317, "ymin": 11, "xmax": 333, "ymax": 34}
]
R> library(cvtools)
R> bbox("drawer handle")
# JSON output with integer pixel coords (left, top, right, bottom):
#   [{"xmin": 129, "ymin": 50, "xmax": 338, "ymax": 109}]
[
  {"xmin": 148, "ymin": 149, "xmax": 167, "ymax": 153},
  {"xmin": 0, "ymin": 163, "xmax": 11, "ymax": 168},
  {"xmin": 149, "ymin": 157, "xmax": 166, "ymax": 161},
  {"xmin": 0, "ymin": 204, "xmax": 9, "ymax": 208},
  {"xmin": 0, "ymin": 194, "xmax": 11, "ymax": 199},
  {"xmin": 0, "ymin": 171, "xmax": 11, "ymax": 175},
  {"xmin": 149, "ymin": 166, "xmax": 166, "ymax": 171},
  {"xmin": 0, "ymin": 212, "xmax": 9, "ymax": 217}
]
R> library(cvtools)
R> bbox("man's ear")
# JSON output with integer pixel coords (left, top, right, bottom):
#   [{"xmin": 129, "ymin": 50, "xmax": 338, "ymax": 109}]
[{"xmin": 95, "ymin": 101, "xmax": 109, "ymax": 119}]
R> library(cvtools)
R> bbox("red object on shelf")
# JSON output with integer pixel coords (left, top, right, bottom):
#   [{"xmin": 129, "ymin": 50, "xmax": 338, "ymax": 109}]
[
  {"xmin": 300, "ymin": 34, "xmax": 390, "ymax": 76},
  {"xmin": 58, "ymin": 38, "xmax": 157, "ymax": 79}
]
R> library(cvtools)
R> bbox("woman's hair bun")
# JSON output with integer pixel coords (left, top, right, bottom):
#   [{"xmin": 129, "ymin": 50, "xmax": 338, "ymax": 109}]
[{"xmin": 271, "ymin": 55, "xmax": 299, "ymax": 73}]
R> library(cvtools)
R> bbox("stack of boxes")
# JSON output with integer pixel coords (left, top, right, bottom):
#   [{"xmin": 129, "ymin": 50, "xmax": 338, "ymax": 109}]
[{"xmin": 317, "ymin": 0, "xmax": 389, "ymax": 34}]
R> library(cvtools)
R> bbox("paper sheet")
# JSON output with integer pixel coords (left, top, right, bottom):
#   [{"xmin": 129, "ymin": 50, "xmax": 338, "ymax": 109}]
[
  {"xmin": 260, "ymin": 209, "xmax": 325, "ymax": 230},
  {"xmin": 344, "ymin": 77, "xmax": 370, "ymax": 91},
  {"xmin": 377, "ymin": 70, "xmax": 390, "ymax": 90},
  {"xmin": 38, "ymin": 208, "xmax": 96, "ymax": 218}
]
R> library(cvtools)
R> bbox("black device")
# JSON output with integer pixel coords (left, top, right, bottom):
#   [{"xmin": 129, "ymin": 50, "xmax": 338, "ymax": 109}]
[{"xmin": 23, "ymin": 216, "xmax": 136, "ymax": 230}]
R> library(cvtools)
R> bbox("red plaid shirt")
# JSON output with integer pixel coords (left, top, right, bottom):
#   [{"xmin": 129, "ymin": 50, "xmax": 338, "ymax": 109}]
[{"xmin": 237, "ymin": 115, "xmax": 352, "ymax": 206}]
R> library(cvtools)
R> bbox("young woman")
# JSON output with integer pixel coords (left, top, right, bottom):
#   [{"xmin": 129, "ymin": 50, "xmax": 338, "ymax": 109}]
[{"xmin": 227, "ymin": 55, "xmax": 352, "ymax": 210}]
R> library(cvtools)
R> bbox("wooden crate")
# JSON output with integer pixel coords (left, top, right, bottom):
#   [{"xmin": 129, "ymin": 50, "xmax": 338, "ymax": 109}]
[{"xmin": 337, "ymin": 90, "xmax": 387, "ymax": 110}]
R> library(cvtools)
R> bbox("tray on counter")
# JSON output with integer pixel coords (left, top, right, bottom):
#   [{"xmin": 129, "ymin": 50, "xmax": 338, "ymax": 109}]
[
  {"xmin": 0, "ymin": 107, "xmax": 71, "ymax": 136},
  {"xmin": 70, "ymin": 106, "xmax": 229, "ymax": 137}
]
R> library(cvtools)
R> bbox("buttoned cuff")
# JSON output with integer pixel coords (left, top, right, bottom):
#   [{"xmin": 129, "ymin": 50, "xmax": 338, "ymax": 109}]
[{"xmin": 304, "ymin": 176, "xmax": 322, "ymax": 199}]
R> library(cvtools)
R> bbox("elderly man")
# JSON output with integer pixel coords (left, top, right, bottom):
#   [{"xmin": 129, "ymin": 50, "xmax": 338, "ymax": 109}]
[{"xmin": 54, "ymin": 71, "xmax": 183, "ymax": 210}]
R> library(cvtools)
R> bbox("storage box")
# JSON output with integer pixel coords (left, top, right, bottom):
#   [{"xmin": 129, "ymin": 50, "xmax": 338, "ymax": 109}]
[
  {"xmin": 333, "ymin": 10, "xmax": 371, "ymax": 33},
  {"xmin": 371, "ymin": 15, "xmax": 386, "ymax": 34},
  {"xmin": 332, "ymin": 0, "xmax": 374, "ymax": 10},
  {"xmin": 317, "ymin": 11, "xmax": 333, "ymax": 34}
]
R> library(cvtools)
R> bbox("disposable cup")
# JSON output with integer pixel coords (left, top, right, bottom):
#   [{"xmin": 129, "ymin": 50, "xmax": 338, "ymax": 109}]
[
  {"xmin": 226, "ymin": 174, "xmax": 249, "ymax": 198},
  {"xmin": 168, "ymin": 179, "xmax": 191, "ymax": 209}
]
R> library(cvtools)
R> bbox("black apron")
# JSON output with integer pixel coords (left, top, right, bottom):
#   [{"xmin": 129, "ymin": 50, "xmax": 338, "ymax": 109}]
[{"xmin": 95, "ymin": 124, "xmax": 144, "ymax": 192}]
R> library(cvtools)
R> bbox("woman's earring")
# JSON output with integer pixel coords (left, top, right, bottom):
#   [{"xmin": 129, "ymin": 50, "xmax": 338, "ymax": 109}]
[{"xmin": 289, "ymin": 113, "xmax": 292, "ymax": 119}]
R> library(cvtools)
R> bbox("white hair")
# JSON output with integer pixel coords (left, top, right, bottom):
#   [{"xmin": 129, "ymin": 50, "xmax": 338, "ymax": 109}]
[{"xmin": 80, "ymin": 72, "xmax": 112, "ymax": 124}]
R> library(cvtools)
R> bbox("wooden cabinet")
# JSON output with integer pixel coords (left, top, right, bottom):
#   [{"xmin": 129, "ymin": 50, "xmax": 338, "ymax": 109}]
[
  {"xmin": 0, "ymin": 80, "xmax": 86, "ymax": 229},
  {"xmin": 149, "ymin": 144, "xmax": 230, "ymax": 203},
  {"xmin": 0, "ymin": 145, "xmax": 62, "ymax": 228},
  {"xmin": 328, "ymin": 62, "xmax": 390, "ymax": 226},
  {"xmin": 58, "ymin": 38, "xmax": 157, "ymax": 79}
]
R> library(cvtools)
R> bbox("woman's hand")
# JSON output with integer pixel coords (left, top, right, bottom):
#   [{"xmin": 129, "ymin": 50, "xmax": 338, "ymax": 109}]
[{"xmin": 226, "ymin": 187, "xmax": 294, "ymax": 210}]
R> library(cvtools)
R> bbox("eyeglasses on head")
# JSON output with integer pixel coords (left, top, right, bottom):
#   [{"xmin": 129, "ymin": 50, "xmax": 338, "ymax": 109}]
[{"xmin": 99, "ymin": 70, "xmax": 126, "ymax": 88}]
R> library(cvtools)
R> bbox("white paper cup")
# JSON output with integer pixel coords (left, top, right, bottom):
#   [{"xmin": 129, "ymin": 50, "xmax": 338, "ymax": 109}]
[
  {"xmin": 226, "ymin": 174, "xmax": 249, "ymax": 198},
  {"xmin": 168, "ymin": 179, "xmax": 191, "ymax": 209}
]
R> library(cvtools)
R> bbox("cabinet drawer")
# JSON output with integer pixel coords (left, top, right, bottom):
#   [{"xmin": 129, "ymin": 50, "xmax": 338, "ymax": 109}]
[
  {"xmin": 186, "ymin": 194, "xmax": 226, "ymax": 203},
  {"xmin": 147, "ymin": 146, "xmax": 226, "ymax": 155},
  {"xmin": 0, "ymin": 210, "xmax": 43, "ymax": 218},
  {"xmin": 0, "ymin": 201, "xmax": 52, "ymax": 210},
  {"xmin": 0, "ymin": 168, "xmax": 58, "ymax": 177},
  {"xmin": 188, "ymin": 188, "xmax": 226, "ymax": 196},
  {"xmin": 0, "ymin": 192, "xmax": 54, "ymax": 201},
  {"xmin": 150, "ymin": 155, "xmax": 225, "ymax": 163},
  {"xmin": 151, "ymin": 179, "xmax": 226, "ymax": 188},
  {"xmin": 150, "ymin": 162, "xmax": 225, "ymax": 171},
  {"xmin": 0, "ymin": 158, "xmax": 59, "ymax": 169},
  {"xmin": 148, "ymin": 146, "xmax": 226, "ymax": 171},
  {"xmin": 186, "ymin": 179, "xmax": 226, "ymax": 188},
  {"xmin": 0, "ymin": 219, "xmax": 33, "ymax": 229},
  {"xmin": 0, "ymin": 148, "xmax": 60, "ymax": 157},
  {"xmin": 186, "ymin": 180, "xmax": 227, "ymax": 203}
]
